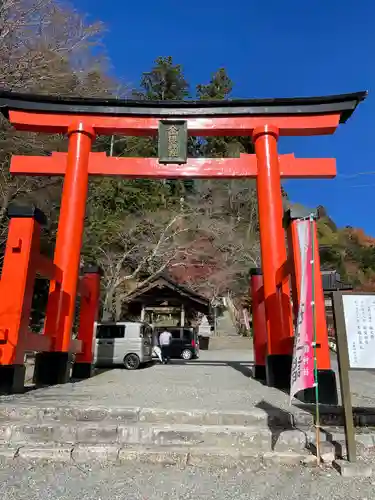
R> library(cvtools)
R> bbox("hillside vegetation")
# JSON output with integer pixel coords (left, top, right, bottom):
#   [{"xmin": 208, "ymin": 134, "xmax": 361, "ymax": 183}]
[{"xmin": 317, "ymin": 206, "xmax": 375, "ymax": 290}]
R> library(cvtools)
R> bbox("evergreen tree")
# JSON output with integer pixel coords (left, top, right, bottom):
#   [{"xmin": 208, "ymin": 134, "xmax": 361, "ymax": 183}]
[
  {"xmin": 197, "ymin": 68, "xmax": 253, "ymax": 157},
  {"xmin": 133, "ymin": 56, "xmax": 194, "ymax": 195},
  {"xmin": 197, "ymin": 68, "xmax": 233, "ymax": 101},
  {"xmin": 135, "ymin": 56, "xmax": 189, "ymax": 101}
]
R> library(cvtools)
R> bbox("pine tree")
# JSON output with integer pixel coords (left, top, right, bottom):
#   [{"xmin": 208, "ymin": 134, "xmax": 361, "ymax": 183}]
[
  {"xmin": 135, "ymin": 56, "xmax": 189, "ymax": 101},
  {"xmin": 134, "ymin": 56, "xmax": 194, "ymax": 195},
  {"xmin": 197, "ymin": 68, "xmax": 253, "ymax": 157},
  {"xmin": 197, "ymin": 68, "xmax": 233, "ymax": 101}
]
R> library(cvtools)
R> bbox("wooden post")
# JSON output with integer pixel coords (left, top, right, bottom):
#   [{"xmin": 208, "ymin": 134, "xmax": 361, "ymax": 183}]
[
  {"xmin": 181, "ymin": 304, "xmax": 185, "ymax": 327},
  {"xmin": 332, "ymin": 291, "xmax": 356, "ymax": 462}
]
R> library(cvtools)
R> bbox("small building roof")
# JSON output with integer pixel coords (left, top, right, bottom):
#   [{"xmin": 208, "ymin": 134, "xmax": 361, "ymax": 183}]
[
  {"xmin": 321, "ymin": 270, "xmax": 353, "ymax": 291},
  {"xmin": 124, "ymin": 273, "xmax": 210, "ymax": 314}
]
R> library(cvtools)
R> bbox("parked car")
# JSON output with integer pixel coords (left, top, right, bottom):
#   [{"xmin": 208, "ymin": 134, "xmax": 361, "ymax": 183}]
[
  {"xmin": 153, "ymin": 326, "xmax": 199, "ymax": 360},
  {"xmin": 94, "ymin": 321, "xmax": 153, "ymax": 370}
]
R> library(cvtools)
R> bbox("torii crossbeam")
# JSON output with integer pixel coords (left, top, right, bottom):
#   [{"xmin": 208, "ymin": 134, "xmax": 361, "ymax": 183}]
[{"xmin": 10, "ymin": 152, "xmax": 336, "ymax": 178}]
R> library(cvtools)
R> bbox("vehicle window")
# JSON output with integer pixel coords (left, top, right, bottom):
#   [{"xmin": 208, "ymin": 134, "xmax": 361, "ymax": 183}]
[
  {"xmin": 183, "ymin": 329, "xmax": 192, "ymax": 341},
  {"xmin": 170, "ymin": 329, "xmax": 181, "ymax": 340},
  {"xmin": 96, "ymin": 325, "xmax": 110, "ymax": 339},
  {"xmin": 96, "ymin": 325, "xmax": 125, "ymax": 339},
  {"xmin": 142, "ymin": 325, "xmax": 152, "ymax": 338}
]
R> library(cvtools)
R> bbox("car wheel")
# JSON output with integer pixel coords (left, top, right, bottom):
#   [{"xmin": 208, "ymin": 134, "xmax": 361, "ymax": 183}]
[
  {"xmin": 123, "ymin": 353, "xmax": 140, "ymax": 370},
  {"xmin": 181, "ymin": 349, "xmax": 193, "ymax": 360}
]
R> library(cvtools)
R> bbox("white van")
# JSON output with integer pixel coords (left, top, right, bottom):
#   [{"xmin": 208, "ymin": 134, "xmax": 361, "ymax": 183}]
[{"xmin": 93, "ymin": 322, "xmax": 153, "ymax": 370}]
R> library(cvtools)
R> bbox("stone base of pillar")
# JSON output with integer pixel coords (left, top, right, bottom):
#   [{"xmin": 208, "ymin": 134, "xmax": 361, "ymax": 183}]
[
  {"xmin": 265, "ymin": 354, "xmax": 292, "ymax": 389},
  {"xmin": 71, "ymin": 362, "xmax": 93, "ymax": 380},
  {"xmin": 295, "ymin": 369, "xmax": 338, "ymax": 405},
  {"xmin": 253, "ymin": 364, "xmax": 267, "ymax": 381},
  {"xmin": 33, "ymin": 352, "xmax": 70, "ymax": 386},
  {"xmin": 0, "ymin": 365, "xmax": 25, "ymax": 394}
]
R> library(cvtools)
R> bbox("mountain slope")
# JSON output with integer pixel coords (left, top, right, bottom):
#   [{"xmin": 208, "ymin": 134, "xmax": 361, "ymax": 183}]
[{"xmin": 317, "ymin": 205, "xmax": 375, "ymax": 290}]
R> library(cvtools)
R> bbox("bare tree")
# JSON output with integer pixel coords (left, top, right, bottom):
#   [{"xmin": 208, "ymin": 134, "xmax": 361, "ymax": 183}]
[
  {"xmin": 175, "ymin": 181, "xmax": 260, "ymax": 299},
  {"xmin": 97, "ymin": 209, "xmax": 198, "ymax": 320},
  {"xmin": 0, "ymin": 0, "xmax": 121, "ymax": 246},
  {"xmin": 173, "ymin": 216, "xmax": 261, "ymax": 299},
  {"xmin": 0, "ymin": 0, "xmax": 109, "ymax": 95}
]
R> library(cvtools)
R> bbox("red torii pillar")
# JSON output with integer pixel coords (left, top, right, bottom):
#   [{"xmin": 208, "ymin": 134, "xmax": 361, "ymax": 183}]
[
  {"xmin": 0, "ymin": 90, "xmax": 365, "ymax": 389},
  {"xmin": 249, "ymin": 268, "xmax": 267, "ymax": 381},
  {"xmin": 253, "ymin": 126, "xmax": 294, "ymax": 388},
  {"xmin": 71, "ymin": 265, "xmax": 102, "ymax": 380},
  {"xmin": 35, "ymin": 124, "xmax": 95, "ymax": 379}
]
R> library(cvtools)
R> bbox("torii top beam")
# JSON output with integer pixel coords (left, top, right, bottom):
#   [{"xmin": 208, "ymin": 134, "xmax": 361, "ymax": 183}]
[{"xmin": 0, "ymin": 90, "xmax": 367, "ymax": 137}]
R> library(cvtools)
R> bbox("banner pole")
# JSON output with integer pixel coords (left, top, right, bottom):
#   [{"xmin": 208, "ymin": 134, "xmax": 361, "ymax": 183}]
[{"xmin": 310, "ymin": 214, "xmax": 321, "ymax": 465}]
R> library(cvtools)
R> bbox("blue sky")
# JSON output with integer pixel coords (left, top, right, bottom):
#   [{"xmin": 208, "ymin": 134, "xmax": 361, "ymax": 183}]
[{"xmin": 75, "ymin": 0, "xmax": 374, "ymax": 234}]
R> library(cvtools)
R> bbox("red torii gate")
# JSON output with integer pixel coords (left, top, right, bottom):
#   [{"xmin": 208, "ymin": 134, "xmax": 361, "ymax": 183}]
[{"xmin": 0, "ymin": 90, "xmax": 366, "ymax": 399}]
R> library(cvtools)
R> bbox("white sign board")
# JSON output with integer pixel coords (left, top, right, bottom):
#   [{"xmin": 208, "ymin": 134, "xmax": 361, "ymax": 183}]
[{"xmin": 342, "ymin": 294, "xmax": 375, "ymax": 369}]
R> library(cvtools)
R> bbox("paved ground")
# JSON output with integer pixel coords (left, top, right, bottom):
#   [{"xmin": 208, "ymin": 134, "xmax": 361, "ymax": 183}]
[
  {"xmin": 10, "ymin": 348, "xmax": 375, "ymax": 411},
  {"xmin": 5, "ymin": 348, "xmax": 299, "ymax": 412},
  {"xmin": 0, "ymin": 460, "xmax": 374, "ymax": 499}
]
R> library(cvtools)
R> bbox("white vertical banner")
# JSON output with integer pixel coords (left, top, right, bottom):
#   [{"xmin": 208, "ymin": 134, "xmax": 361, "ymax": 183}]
[{"xmin": 290, "ymin": 219, "xmax": 315, "ymax": 403}]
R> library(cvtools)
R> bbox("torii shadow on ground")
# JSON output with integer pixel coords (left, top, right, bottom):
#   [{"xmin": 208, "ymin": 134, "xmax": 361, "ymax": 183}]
[{"xmin": 255, "ymin": 399, "xmax": 305, "ymax": 451}]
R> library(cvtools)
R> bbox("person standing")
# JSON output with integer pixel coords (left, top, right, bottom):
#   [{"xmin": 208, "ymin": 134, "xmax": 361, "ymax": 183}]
[
  {"xmin": 152, "ymin": 334, "xmax": 162, "ymax": 363},
  {"xmin": 159, "ymin": 329, "xmax": 172, "ymax": 364}
]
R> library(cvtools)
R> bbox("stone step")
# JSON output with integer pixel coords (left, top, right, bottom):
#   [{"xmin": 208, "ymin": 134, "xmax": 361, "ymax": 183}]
[
  {"xmin": 0, "ymin": 421, "xmax": 309, "ymax": 452},
  {"xmin": 0, "ymin": 405, "xmax": 304, "ymax": 427},
  {"xmin": 2, "ymin": 404, "xmax": 375, "ymax": 427},
  {"xmin": 0, "ymin": 443, "xmax": 314, "ymax": 468}
]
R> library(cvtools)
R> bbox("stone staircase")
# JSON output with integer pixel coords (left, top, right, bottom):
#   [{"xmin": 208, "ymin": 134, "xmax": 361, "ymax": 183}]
[
  {"xmin": 0, "ymin": 403, "xmax": 325, "ymax": 467},
  {"xmin": 1, "ymin": 401, "xmax": 375, "ymax": 469},
  {"xmin": 209, "ymin": 335, "xmax": 252, "ymax": 350},
  {"xmin": 216, "ymin": 310, "xmax": 239, "ymax": 337}
]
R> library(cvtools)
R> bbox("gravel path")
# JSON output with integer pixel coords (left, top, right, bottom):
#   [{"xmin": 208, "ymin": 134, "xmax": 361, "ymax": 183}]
[
  {"xmin": 0, "ymin": 460, "xmax": 374, "ymax": 499},
  {"xmin": 3, "ymin": 349, "xmax": 295, "ymax": 412},
  {"xmin": 5, "ymin": 348, "xmax": 375, "ymax": 412}
]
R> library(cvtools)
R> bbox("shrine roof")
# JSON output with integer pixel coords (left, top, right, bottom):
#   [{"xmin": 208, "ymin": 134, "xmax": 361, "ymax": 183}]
[
  {"xmin": 124, "ymin": 273, "xmax": 210, "ymax": 314},
  {"xmin": 0, "ymin": 90, "xmax": 367, "ymax": 123}
]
